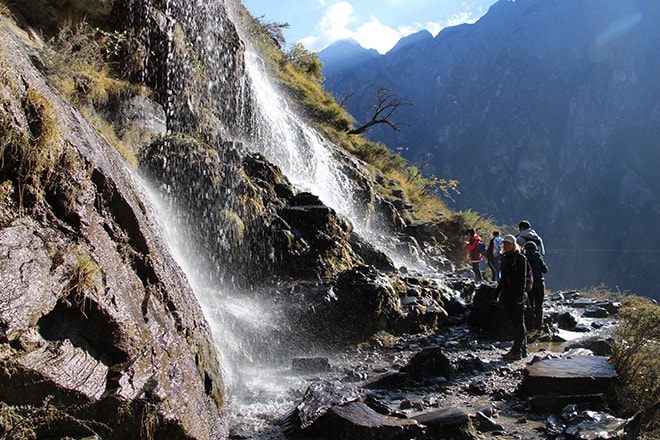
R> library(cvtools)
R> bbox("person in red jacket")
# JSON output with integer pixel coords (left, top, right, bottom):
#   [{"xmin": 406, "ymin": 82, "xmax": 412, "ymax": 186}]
[{"xmin": 465, "ymin": 228, "xmax": 483, "ymax": 282}]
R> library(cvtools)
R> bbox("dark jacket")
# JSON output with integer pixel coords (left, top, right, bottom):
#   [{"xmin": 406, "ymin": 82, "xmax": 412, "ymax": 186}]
[{"xmin": 496, "ymin": 250, "xmax": 527, "ymax": 304}]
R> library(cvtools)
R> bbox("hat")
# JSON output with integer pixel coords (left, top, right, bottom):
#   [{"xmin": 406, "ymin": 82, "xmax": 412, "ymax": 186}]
[{"xmin": 503, "ymin": 235, "xmax": 517, "ymax": 244}]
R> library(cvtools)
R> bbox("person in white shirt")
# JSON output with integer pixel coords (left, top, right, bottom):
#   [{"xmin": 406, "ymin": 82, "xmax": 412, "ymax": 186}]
[{"xmin": 486, "ymin": 230, "xmax": 504, "ymax": 282}]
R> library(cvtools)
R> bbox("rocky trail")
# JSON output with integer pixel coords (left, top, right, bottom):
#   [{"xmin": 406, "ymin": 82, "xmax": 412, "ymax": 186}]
[{"xmin": 226, "ymin": 287, "xmax": 636, "ymax": 440}]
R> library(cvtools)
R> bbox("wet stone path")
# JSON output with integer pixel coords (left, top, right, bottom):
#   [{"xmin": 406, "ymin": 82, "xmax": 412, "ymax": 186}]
[{"xmin": 227, "ymin": 292, "xmax": 624, "ymax": 439}]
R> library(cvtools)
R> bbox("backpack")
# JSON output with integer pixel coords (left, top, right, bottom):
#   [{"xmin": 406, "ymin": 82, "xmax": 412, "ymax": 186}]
[
  {"xmin": 477, "ymin": 239, "xmax": 486, "ymax": 255},
  {"xmin": 522, "ymin": 235, "xmax": 544, "ymax": 255},
  {"xmin": 524, "ymin": 259, "xmax": 534, "ymax": 293}
]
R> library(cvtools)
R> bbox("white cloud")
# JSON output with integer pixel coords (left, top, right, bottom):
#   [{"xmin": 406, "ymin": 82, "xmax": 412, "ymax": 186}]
[
  {"xmin": 398, "ymin": 21, "xmax": 444, "ymax": 37},
  {"xmin": 425, "ymin": 22, "xmax": 444, "ymax": 36},
  {"xmin": 299, "ymin": 1, "xmax": 485, "ymax": 54},
  {"xmin": 446, "ymin": 11, "xmax": 478, "ymax": 27},
  {"xmin": 354, "ymin": 18, "xmax": 402, "ymax": 53},
  {"xmin": 300, "ymin": 1, "xmax": 404, "ymax": 54},
  {"xmin": 300, "ymin": 1, "xmax": 357, "ymax": 52}
]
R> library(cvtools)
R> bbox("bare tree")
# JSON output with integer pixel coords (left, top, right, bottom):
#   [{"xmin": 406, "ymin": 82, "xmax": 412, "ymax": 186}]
[
  {"xmin": 338, "ymin": 85, "xmax": 354, "ymax": 107},
  {"xmin": 348, "ymin": 87, "xmax": 413, "ymax": 135}
]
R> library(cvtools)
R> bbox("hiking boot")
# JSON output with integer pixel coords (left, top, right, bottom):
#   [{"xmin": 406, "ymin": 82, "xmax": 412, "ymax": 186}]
[{"xmin": 502, "ymin": 350, "xmax": 522, "ymax": 360}]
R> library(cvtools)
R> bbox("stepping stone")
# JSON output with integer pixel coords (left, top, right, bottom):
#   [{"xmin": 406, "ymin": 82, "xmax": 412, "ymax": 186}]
[{"xmin": 522, "ymin": 355, "xmax": 617, "ymax": 396}]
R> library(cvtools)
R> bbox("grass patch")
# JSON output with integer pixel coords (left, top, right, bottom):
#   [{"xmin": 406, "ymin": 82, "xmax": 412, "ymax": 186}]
[
  {"xmin": 40, "ymin": 21, "xmax": 143, "ymax": 168},
  {"xmin": 68, "ymin": 248, "xmax": 103, "ymax": 317},
  {"xmin": 0, "ymin": 401, "xmax": 35, "ymax": 439},
  {"xmin": 42, "ymin": 22, "xmax": 131, "ymax": 108},
  {"xmin": 140, "ymin": 403, "xmax": 160, "ymax": 440},
  {"xmin": 0, "ymin": 57, "xmax": 64, "ymax": 210},
  {"xmin": 218, "ymin": 209, "xmax": 246, "ymax": 244},
  {"xmin": 610, "ymin": 295, "xmax": 660, "ymax": 438}
]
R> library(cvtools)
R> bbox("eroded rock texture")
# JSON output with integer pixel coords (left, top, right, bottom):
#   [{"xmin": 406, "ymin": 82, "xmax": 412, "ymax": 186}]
[{"xmin": 0, "ymin": 24, "xmax": 226, "ymax": 439}]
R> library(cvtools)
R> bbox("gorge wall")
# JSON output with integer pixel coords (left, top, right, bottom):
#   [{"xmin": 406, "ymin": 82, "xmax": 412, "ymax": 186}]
[
  {"xmin": 0, "ymin": 24, "xmax": 227, "ymax": 440},
  {"xmin": 0, "ymin": 0, "xmax": 250, "ymax": 436},
  {"xmin": 320, "ymin": 0, "xmax": 660, "ymax": 299}
]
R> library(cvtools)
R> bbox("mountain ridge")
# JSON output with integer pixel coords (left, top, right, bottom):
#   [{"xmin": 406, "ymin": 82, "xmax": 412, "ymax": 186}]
[{"xmin": 319, "ymin": 0, "xmax": 660, "ymax": 299}]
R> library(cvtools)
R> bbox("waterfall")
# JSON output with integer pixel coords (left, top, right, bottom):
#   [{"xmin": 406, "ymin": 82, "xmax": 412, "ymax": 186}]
[
  {"xmin": 229, "ymin": 7, "xmax": 421, "ymax": 272},
  {"xmin": 240, "ymin": 51, "xmax": 365, "ymax": 223},
  {"xmin": 130, "ymin": 0, "xmax": 428, "ymax": 435}
]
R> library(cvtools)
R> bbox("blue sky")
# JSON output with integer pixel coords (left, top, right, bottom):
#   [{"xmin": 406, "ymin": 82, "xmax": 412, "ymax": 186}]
[{"xmin": 241, "ymin": 0, "xmax": 501, "ymax": 54}]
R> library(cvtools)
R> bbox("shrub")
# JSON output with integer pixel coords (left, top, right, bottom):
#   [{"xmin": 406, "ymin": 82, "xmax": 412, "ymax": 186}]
[
  {"xmin": 285, "ymin": 43, "xmax": 324, "ymax": 82},
  {"xmin": 610, "ymin": 295, "xmax": 660, "ymax": 438},
  {"xmin": 0, "ymin": 62, "xmax": 64, "ymax": 209}
]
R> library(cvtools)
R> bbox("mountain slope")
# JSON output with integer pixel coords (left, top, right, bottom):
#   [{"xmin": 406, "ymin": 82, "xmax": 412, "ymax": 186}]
[{"xmin": 320, "ymin": 0, "xmax": 660, "ymax": 299}]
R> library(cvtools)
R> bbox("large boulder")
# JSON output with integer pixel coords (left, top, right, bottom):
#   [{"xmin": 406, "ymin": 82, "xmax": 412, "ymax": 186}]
[
  {"xmin": 522, "ymin": 355, "xmax": 618, "ymax": 396},
  {"xmin": 284, "ymin": 382, "xmax": 425, "ymax": 439},
  {"xmin": 141, "ymin": 139, "xmax": 365, "ymax": 285},
  {"xmin": 467, "ymin": 284, "xmax": 513, "ymax": 338},
  {"xmin": 322, "ymin": 266, "xmax": 405, "ymax": 342},
  {"xmin": 308, "ymin": 401, "xmax": 425, "ymax": 440}
]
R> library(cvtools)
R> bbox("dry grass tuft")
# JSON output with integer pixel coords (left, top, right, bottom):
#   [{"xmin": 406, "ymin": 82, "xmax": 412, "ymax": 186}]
[
  {"xmin": 40, "ymin": 22, "xmax": 142, "ymax": 168},
  {"xmin": 68, "ymin": 248, "xmax": 102, "ymax": 317},
  {"xmin": 610, "ymin": 295, "xmax": 660, "ymax": 438},
  {"xmin": 0, "ymin": 57, "xmax": 64, "ymax": 209}
]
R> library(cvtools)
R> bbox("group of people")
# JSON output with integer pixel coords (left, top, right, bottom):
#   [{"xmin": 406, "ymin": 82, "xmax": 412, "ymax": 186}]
[{"xmin": 465, "ymin": 221, "xmax": 548, "ymax": 360}]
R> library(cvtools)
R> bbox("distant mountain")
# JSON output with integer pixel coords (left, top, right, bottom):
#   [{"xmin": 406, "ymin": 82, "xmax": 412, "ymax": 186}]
[
  {"xmin": 317, "ymin": 38, "xmax": 380, "ymax": 76},
  {"xmin": 320, "ymin": 0, "xmax": 660, "ymax": 299}
]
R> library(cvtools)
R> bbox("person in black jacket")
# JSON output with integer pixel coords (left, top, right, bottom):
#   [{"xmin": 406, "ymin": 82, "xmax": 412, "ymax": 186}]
[
  {"xmin": 524, "ymin": 241, "xmax": 548, "ymax": 331},
  {"xmin": 495, "ymin": 235, "xmax": 529, "ymax": 360}
]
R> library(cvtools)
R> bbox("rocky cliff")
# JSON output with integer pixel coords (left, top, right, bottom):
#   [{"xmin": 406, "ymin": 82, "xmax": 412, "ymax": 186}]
[
  {"xmin": 0, "ymin": 0, "xmax": 246, "ymax": 436},
  {"xmin": 320, "ymin": 0, "xmax": 660, "ymax": 299}
]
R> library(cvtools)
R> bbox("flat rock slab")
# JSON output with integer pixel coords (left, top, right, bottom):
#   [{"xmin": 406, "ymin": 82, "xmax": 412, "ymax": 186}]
[
  {"xmin": 311, "ymin": 401, "xmax": 425, "ymax": 439},
  {"xmin": 523, "ymin": 355, "xmax": 617, "ymax": 396},
  {"xmin": 413, "ymin": 407, "xmax": 470, "ymax": 438}
]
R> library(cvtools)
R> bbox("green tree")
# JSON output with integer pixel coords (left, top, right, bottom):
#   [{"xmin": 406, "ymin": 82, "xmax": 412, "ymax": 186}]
[{"xmin": 285, "ymin": 43, "xmax": 323, "ymax": 83}]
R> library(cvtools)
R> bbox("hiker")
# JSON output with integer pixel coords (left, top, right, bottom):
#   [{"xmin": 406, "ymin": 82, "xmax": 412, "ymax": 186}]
[
  {"xmin": 494, "ymin": 234, "xmax": 528, "ymax": 360},
  {"xmin": 523, "ymin": 241, "xmax": 548, "ymax": 330},
  {"xmin": 486, "ymin": 230, "xmax": 504, "ymax": 282},
  {"xmin": 465, "ymin": 228, "xmax": 483, "ymax": 282},
  {"xmin": 516, "ymin": 220, "xmax": 545, "ymax": 255}
]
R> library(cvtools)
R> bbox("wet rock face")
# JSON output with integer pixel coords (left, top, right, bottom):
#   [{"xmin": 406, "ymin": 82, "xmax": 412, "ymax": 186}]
[
  {"xmin": 0, "ymin": 28, "xmax": 225, "ymax": 439},
  {"xmin": 124, "ymin": 0, "xmax": 246, "ymax": 139},
  {"xmin": 13, "ymin": 0, "xmax": 246, "ymax": 141},
  {"xmin": 141, "ymin": 139, "xmax": 366, "ymax": 285}
]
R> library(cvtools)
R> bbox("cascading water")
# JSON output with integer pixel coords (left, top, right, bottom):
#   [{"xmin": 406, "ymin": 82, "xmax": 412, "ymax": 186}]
[
  {"xmin": 230, "ymin": 9, "xmax": 423, "ymax": 273},
  {"xmin": 241, "ymin": 52, "xmax": 363, "ymax": 222},
  {"xmin": 131, "ymin": 0, "xmax": 430, "ymax": 436}
]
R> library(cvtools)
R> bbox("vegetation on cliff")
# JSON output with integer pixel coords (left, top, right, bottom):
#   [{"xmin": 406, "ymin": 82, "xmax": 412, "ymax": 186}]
[
  {"xmin": 1, "ymin": 1, "xmax": 658, "ymax": 437},
  {"xmin": 231, "ymin": 4, "xmax": 501, "ymax": 260},
  {"xmin": 610, "ymin": 295, "xmax": 660, "ymax": 438}
]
